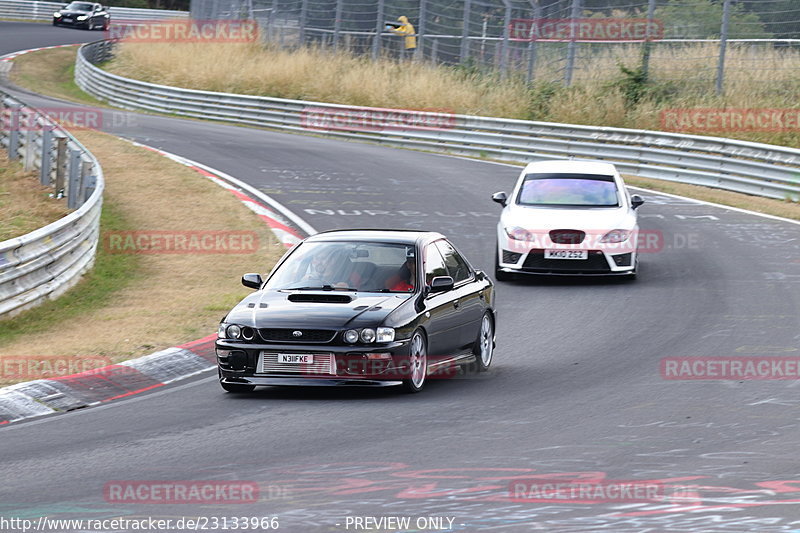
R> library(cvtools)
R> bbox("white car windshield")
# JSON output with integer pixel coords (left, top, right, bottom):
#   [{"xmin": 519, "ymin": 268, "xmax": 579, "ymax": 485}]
[
  {"xmin": 66, "ymin": 2, "xmax": 94, "ymax": 10},
  {"xmin": 517, "ymin": 173, "xmax": 620, "ymax": 207},
  {"xmin": 266, "ymin": 241, "xmax": 417, "ymax": 293}
]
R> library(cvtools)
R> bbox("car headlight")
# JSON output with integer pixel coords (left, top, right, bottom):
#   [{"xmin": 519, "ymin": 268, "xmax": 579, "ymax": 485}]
[
  {"xmin": 360, "ymin": 328, "xmax": 376, "ymax": 343},
  {"xmin": 344, "ymin": 329, "xmax": 359, "ymax": 344},
  {"xmin": 218, "ymin": 323, "xmax": 228, "ymax": 338},
  {"xmin": 600, "ymin": 229, "xmax": 631, "ymax": 243},
  {"xmin": 376, "ymin": 327, "xmax": 395, "ymax": 343},
  {"xmin": 77, "ymin": 15, "xmax": 88, "ymax": 20},
  {"xmin": 226, "ymin": 324, "xmax": 242, "ymax": 339},
  {"xmin": 504, "ymin": 226, "xmax": 535, "ymax": 241},
  {"xmin": 53, "ymin": 12, "xmax": 62, "ymax": 17}
]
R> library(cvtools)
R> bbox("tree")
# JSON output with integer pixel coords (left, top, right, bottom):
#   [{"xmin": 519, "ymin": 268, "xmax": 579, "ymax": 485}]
[{"xmin": 656, "ymin": 0, "xmax": 771, "ymax": 39}]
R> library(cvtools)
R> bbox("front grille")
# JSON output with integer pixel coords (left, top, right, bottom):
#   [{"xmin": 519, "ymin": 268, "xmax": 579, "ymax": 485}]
[
  {"xmin": 522, "ymin": 250, "xmax": 610, "ymax": 272},
  {"xmin": 258, "ymin": 352, "xmax": 336, "ymax": 375},
  {"xmin": 258, "ymin": 328, "xmax": 337, "ymax": 343},
  {"xmin": 612, "ymin": 253, "xmax": 633, "ymax": 267},
  {"xmin": 502, "ymin": 250, "xmax": 522, "ymax": 263},
  {"xmin": 549, "ymin": 229, "xmax": 586, "ymax": 244}
]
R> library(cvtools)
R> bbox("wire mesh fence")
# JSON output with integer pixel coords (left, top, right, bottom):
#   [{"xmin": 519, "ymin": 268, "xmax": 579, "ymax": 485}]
[{"xmin": 187, "ymin": 0, "xmax": 800, "ymax": 91}]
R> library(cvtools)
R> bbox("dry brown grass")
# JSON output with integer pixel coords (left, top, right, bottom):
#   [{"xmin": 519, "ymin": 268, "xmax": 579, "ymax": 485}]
[
  {"xmin": 107, "ymin": 42, "xmax": 532, "ymax": 118},
  {"xmin": 0, "ymin": 130, "xmax": 284, "ymax": 383},
  {"xmin": 106, "ymin": 40, "xmax": 800, "ymax": 148},
  {"xmin": 0, "ymin": 155, "xmax": 71, "ymax": 241}
]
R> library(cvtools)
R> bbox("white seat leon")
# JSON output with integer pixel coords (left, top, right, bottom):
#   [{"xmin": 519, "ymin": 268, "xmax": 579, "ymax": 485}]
[{"xmin": 491, "ymin": 160, "xmax": 645, "ymax": 280}]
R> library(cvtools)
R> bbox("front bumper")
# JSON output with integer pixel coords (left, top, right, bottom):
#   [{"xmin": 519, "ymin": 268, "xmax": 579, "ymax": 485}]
[
  {"xmin": 53, "ymin": 17, "xmax": 88, "ymax": 26},
  {"xmin": 216, "ymin": 339, "xmax": 415, "ymax": 386},
  {"xmin": 498, "ymin": 247, "xmax": 636, "ymax": 276}
]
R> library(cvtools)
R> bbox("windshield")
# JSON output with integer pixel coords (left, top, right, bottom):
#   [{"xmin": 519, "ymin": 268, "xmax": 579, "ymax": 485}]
[
  {"xmin": 517, "ymin": 173, "xmax": 620, "ymax": 207},
  {"xmin": 65, "ymin": 2, "xmax": 94, "ymax": 10},
  {"xmin": 266, "ymin": 241, "xmax": 417, "ymax": 293}
]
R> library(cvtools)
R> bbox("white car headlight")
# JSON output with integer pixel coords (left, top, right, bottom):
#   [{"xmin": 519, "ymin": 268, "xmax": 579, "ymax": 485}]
[
  {"xmin": 53, "ymin": 12, "xmax": 62, "ymax": 17},
  {"xmin": 600, "ymin": 229, "xmax": 631, "ymax": 243},
  {"xmin": 504, "ymin": 226, "xmax": 535, "ymax": 241},
  {"xmin": 218, "ymin": 323, "xmax": 228, "ymax": 338},
  {"xmin": 376, "ymin": 327, "xmax": 395, "ymax": 343},
  {"xmin": 77, "ymin": 15, "xmax": 88, "ymax": 20},
  {"xmin": 344, "ymin": 329, "xmax": 359, "ymax": 344}
]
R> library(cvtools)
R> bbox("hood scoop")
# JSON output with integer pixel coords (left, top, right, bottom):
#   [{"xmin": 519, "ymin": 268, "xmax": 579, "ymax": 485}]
[{"xmin": 288, "ymin": 293, "xmax": 353, "ymax": 304}]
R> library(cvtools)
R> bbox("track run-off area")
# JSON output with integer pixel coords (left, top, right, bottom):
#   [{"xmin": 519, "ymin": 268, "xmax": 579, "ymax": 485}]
[{"xmin": 1, "ymin": 21, "xmax": 800, "ymax": 533}]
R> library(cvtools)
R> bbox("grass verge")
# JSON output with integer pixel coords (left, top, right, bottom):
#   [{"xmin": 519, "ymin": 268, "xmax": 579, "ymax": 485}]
[
  {"xmin": 1, "ymin": 58, "xmax": 285, "ymax": 386},
  {"xmin": 0, "ymin": 155, "xmax": 70, "ymax": 240}
]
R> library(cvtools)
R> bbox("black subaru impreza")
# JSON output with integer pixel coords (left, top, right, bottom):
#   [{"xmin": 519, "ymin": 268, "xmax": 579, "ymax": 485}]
[{"xmin": 216, "ymin": 229, "xmax": 496, "ymax": 394}]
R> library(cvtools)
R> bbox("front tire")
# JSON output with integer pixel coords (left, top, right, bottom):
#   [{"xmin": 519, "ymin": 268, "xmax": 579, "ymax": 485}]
[
  {"xmin": 402, "ymin": 330, "xmax": 427, "ymax": 393},
  {"xmin": 472, "ymin": 313, "xmax": 494, "ymax": 372}
]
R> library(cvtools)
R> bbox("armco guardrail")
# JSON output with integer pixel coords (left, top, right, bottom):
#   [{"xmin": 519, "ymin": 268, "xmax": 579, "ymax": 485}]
[
  {"xmin": 0, "ymin": 90, "xmax": 104, "ymax": 319},
  {"xmin": 75, "ymin": 39, "xmax": 800, "ymax": 202},
  {"xmin": 0, "ymin": 0, "xmax": 187, "ymax": 22}
]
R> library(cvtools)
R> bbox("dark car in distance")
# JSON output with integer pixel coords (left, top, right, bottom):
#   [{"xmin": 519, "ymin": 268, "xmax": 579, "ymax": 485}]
[
  {"xmin": 53, "ymin": 2, "xmax": 109, "ymax": 30},
  {"xmin": 216, "ymin": 230, "xmax": 496, "ymax": 393}
]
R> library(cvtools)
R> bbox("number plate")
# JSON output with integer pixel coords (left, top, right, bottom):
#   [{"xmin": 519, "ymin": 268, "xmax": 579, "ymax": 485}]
[
  {"xmin": 544, "ymin": 249, "xmax": 588, "ymax": 260},
  {"xmin": 278, "ymin": 353, "xmax": 313, "ymax": 364}
]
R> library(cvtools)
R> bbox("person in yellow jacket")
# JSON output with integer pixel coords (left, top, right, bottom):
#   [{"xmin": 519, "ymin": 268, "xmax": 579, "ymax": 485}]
[{"xmin": 392, "ymin": 16, "xmax": 416, "ymax": 59}]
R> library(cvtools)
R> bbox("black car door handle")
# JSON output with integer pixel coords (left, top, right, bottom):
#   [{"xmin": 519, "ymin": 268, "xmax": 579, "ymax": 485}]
[{"xmin": 453, "ymin": 300, "xmax": 460, "ymax": 309}]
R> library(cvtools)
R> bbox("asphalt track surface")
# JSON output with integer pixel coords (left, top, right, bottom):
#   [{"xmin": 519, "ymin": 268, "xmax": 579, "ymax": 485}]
[{"xmin": 2, "ymin": 22, "xmax": 800, "ymax": 532}]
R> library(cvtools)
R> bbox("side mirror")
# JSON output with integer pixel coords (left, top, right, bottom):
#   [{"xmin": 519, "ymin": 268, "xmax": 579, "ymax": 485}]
[
  {"xmin": 631, "ymin": 194, "xmax": 645, "ymax": 210},
  {"xmin": 429, "ymin": 276, "xmax": 454, "ymax": 293},
  {"xmin": 492, "ymin": 191, "xmax": 508, "ymax": 207},
  {"xmin": 241, "ymin": 273, "xmax": 263, "ymax": 290}
]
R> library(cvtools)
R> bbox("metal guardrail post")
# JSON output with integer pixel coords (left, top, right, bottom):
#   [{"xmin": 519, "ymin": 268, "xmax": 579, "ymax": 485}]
[
  {"xmin": 79, "ymin": 158, "xmax": 92, "ymax": 204},
  {"xmin": 22, "ymin": 121, "xmax": 35, "ymax": 171},
  {"xmin": 40, "ymin": 128, "xmax": 53, "ymax": 185},
  {"xmin": 54, "ymin": 135, "xmax": 67, "ymax": 198},
  {"xmin": 67, "ymin": 148, "xmax": 81, "ymax": 209},
  {"xmin": 7, "ymin": 102, "xmax": 20, "ymax": 159},
  {"xmin": 83, "ymin": 171, "xmax": 97, "ymax": 203}
]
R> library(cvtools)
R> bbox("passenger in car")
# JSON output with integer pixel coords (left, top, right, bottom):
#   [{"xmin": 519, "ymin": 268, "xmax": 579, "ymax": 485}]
[{"xmin": 385, "ymin": 254, "xmax": 416, "ymax": 292}]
